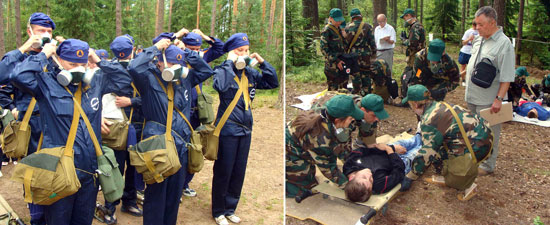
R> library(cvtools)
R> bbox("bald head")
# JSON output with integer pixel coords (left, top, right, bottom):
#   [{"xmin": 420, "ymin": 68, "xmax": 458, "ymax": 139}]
[{"xmin": 377, "ymin": 14, "xmax": 387, "ymax": 27}]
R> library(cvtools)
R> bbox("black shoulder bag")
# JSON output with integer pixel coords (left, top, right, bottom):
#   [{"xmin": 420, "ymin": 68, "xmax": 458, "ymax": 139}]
[{"xmin": 471, "ymin": 40, "xmax": 497, "ymax": 88}]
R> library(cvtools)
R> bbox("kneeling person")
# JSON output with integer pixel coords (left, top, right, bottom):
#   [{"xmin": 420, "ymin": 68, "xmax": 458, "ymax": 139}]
[{"xmin": 402, "ymin": 84, "xmax": 493, "ymax": 201}]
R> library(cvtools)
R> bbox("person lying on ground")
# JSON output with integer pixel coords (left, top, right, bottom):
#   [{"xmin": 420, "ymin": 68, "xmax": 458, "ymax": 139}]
[
  {"xmin": 343, "ymin": 133, "xmax": 422, "ymax": 202},
  {"xmin": 516, "ymin": 99, "xmax": 550, "ymax": 121}
]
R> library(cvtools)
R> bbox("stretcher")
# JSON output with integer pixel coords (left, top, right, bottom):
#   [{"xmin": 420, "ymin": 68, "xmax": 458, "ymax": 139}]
[{"xmin": 0, "ymin": 194, "xmax": 25, "ymax": 225}]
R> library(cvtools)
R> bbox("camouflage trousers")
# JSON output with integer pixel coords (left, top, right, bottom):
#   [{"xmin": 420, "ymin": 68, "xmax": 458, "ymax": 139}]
[
  {"xmin": 405, "ymin": 49, "xmax": 418, "ymax": 71},
  {"xmin": 325, "ymin": 67, "xmax": 348, "ymax": 91},
  {"xmin": 285, "ymin": 153, "xmax": 318, "ymax": 198},
  {"xmin": 351, "ymin": 70, "xmax": 372, "ymax": 96}
]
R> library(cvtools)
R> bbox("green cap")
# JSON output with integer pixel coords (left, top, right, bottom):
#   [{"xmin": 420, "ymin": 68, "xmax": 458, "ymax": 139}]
[
  {"xmin": 427, "ymin": 39, "xmax": 445, "ymax": 62},
  {"xmin": 326, "ymin": 95, "xmax": 364, "ymax": 120},
  {"xmin": 330, "ymin": 8, "xmax": 345, "ymax": 22},
  {"xmin": 515, "ymin": 66, "xmax": 529, "ymax": 77},
  {"xmin": 361, "ymin": 94, "xmax": 389, "ymax": 120},
  {"xmin": 402, "ymin": 84, "xmax": 430, "ymax": 104},
  {"xmin": 350, "ymin": 8, "xmax": 361, "ymax": 18},
  {"xmin": 400, "ymin": 8, "xmax": 415, "ymax": 18}
]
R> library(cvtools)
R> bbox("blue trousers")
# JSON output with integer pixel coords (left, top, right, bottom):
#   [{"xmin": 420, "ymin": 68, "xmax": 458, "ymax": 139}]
[
  {"xmin": 133, "ymin": 124, "xmax": 146, "ymax": 192},
  {"xmin": 105, "ymin": 125, "xmax": 138, "ymax": 212},
  {"xmin": 44, "ymin": 171, "xmax": 99, "ymax": 225},
  {"xmin": 392, "ymin": 133, "xmax": 423, "ymax": 174},
  {"xmin": 143, "ymin": 151, "xmax": 187, "ymax": 225},
  {"xmin": 211, "ymin": 134, "xmax": 252, "ymax": 218}
]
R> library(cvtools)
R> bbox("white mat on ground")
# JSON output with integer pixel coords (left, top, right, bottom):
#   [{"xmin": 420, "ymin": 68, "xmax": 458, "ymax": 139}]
[
  {"xmin": 290, "ymin": 90, "xmax": 327, "ymax": 110},
  {"xmin": 511, "ymin": 109, "xmax": 550, "ymax": 127}
]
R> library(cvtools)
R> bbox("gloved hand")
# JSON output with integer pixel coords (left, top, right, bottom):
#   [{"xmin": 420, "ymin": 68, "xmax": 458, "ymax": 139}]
[
  {"xmin": 400, "ymin": 177, "xmax": 412, "ymax": 192},
  {"xmin": 430, "ymin": 88, "xmax": 448, "ymax": 101}
]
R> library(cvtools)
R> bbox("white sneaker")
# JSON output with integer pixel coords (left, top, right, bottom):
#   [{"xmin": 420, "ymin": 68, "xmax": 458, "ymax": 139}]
[
  {"xmin": 183, "ymin": 188, "xmax": 197, "ymax": 197},
  {"xmin": 215, "ymin": 215, "xmax": 229, "ymax": 225},
  {"xmin": 0, "ymin": 171, "xmax": 3, "ymax": 178},
  {"xmin": 1, "ymin": 162, "xmax": 7, "ymax": 166},
  {"xmin": 461, "ymin": 82, "xmax": 466, "ymax": 87},
  {"xmin": 226, "ymin": 214, "xmax": 241, "ymax": 223},
  {"xmin": 12, "ymin": 161, "xmax": 17, "ymax": 165}
]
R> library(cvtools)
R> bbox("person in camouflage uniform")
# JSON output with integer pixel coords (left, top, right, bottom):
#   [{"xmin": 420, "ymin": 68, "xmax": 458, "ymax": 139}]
[
  {"xmin": 400, "ymin": 9, "xmax": 426, "ymax": 71},
  {"xmin": 321, "ymin": 8, "xmax": 348, "ymax": 91},
  {"xmin": 402, "ymin": 85, "xmax": 493, "ymax": 201},
  {"xmin": 344, "ymin": 8, "xmax": 377, "ymax": 95},
  {"xmin": 508, "ymin": 67, "xmax": 534, "ymax": 107},
  {"xmin": 286, "ymin": 95, "xmax": 364, "ymax": 198},
  {"xmin": 531, "ymin": 74, "xmax": 550, "ymax": 104},
  {"xmin": 371, "ymin": 59, "xmax": 392, "ymax": 102},
  {"xmin": 412, "ymin": 39, "xmax": 459, "ymax": 101}
]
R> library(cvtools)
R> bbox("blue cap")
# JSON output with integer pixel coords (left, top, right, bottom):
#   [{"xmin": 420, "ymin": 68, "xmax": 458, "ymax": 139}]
[
  {"xmin": 223, "ymin": 33, "xmax": 249, "ymax": 52},
  {"xmin": 29, "ymin": 13, "xmax": 55, "ymax": 30},
  {"xmin": 152, "ymin": 32, "xmax": 175, "ymax": 44},
  {"xmin": 182, "ymin": 32, "xmax": 203, "ymax": 46},
  {"xmin": 110, "ymin": 34, "xmax": 134, "ymax": 59},
  {"xmin": 56, "ymin": 39, "xmax": 89, "ymax": 64},
  {"xmin": 95, "ymin": 49, "xmax": 109, "ymax": 60},
  {"xmin": 159, "ymin": 45, "xmax": 185, "ymax": 65}
]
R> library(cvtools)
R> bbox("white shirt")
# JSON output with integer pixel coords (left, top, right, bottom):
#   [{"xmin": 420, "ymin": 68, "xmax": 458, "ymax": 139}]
[
  {"xmin": 374, "ymin": 24, "xmax": 396, "ymax": 50},
  {"xmin": 460, "ymin": 28, "xmax": 479, "ymax": 54}
]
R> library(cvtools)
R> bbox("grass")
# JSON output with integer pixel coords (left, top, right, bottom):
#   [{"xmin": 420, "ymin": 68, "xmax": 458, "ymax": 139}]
[{"xmin": 527, "ymin": 168, "xmax": 550, "ymax": 176}]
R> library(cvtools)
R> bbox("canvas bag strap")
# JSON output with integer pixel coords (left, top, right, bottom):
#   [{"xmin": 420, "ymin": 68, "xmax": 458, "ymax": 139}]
[
  {"xmin": 19, "ymin": 97, "xmax": 37, "ymax": 132},
  {"xmin": 234, "ymin": 70, "xmax": 250, "ymax": 110},
  {"xmin": 153, "ymin": 75, "xmax": 175, "ymax": 141},
  {"xmin": 327, "ymin": 24, "xmax": 344, "ymax": 41},
  {"xmin": 63, "ymin": 84, "xmax": 83, "ymax": 156},
  {"xmin": 347, "ymin": 22, "xmax": 365, "ymax": 54},
  {"xmin": 213, "ymin": 72, "xmax": 247, "ymax": 137},
  {"xmin": 441, "ymin": 102, "xmax": 477, "ymax": 165},
  {"xmin": 176, "ymin": 110, "xmax": 194, "ymax": 133},
  {"xmin": 64, "ymin": 84, "xmax": 102, "ymax": 157}
]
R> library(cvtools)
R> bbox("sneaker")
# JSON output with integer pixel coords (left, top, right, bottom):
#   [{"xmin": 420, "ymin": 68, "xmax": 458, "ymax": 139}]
[
  {"xmin": 215, "ymin": 215, "xmax": 229, "ymax": 225},
  {"xmin": 12, "ymin": 161, "xmax": 17, "ymax": 165},
  {"xmin": 121, "ymin": 204, "xmax": 143, "ymax": 217},
  {"xmin": 0, "ymin": 171, "xmax": 3, "ymax": 178},
  {"xmin": 103, "ymin": 213, "xmax": 117, "ymax": 225},
  {"xmin": 183, "ymin": 188, "xmax": 197, "ymax": 197},
  {"xmin": 226, "ymin": 214, "xmax": 241, "ymax": 223},
  {"xmin": 136, "ymin": 190, "xmax": 144, "ymax": 205},
  {"xmin": 461, "ymin": 82, "xmax": 466, "ymax": 87},
  {"xmin": 1, "ymin": 162, "xmax": 7, "ymax": 166}
]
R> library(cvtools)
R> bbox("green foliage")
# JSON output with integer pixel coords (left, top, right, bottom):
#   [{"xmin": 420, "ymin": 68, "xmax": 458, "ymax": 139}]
[
  {"xmin": 521, "ymin": 0, "xmax": 550, "ymax": 69},
  {"xmin": 425, "ymin": 0, "xmax": 460, "ymax": 40},
  {"xmin": 533, "ymin": 216, "xmax": 545, "ymax": 225}
]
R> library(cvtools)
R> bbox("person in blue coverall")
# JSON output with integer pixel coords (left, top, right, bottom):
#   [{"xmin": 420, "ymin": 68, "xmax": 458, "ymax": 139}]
[
  {"xmin": 179, "ymin": 29, "xmax": 225, "ymax": 197},
  {"xmin": 516, "ymin": 101, "xmax": 550, "ymax": 121},
  {"xmin": 127, "ymin": 33, "xmax": 214, "ymax": 225},
  {"xmin": 11, "ymin": 39, "xmax": 132, "ymax": 225},
  {"xmin": 0, "ymin": 12, "xmax": 56, "ymax": 225},
  {"xmin": 211, "ymin": 33, "xmax": 279, "ymax": 225},
  {"xmin": 99, "ymin": 34, "xmax": 144, "ymax": 224}
]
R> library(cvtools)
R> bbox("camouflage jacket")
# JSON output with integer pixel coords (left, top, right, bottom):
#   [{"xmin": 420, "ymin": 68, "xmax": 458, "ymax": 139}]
[
  {"xmin": 509, "ymin": 77, "xmax": 532, "ymax": 98},
  {"xmin": 403, "ymin": 21, "xmax": 426, "ymax": 56},
  {"xmin": 311, "ymin": 91, "xmax": 378, "ymax": 147},
  {"xmin": 413, "ymin": 48, "xmax": 460, "ymax": 92},
  {"xmin": 344, "ymin": 20, "xmax": 377, "ymax": 57},
  {"xmin": 371, "ymin": 59, "xmax": 391, "ymax": 86},
  {"xmin": 321, "ymin": 24, "xmax": 346, "ymax": 65},
  {"xmin": 285, "ymin": 110, "xmax": 349, "ymax": 186},
  {"xmin": 406, "ymin": 101, "xmax": 493, "ymax": 179}
]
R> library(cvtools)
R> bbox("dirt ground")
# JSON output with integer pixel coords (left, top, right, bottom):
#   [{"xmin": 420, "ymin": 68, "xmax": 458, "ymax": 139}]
[
  {"xmin": 0, "ymin": 97, "xmax": 284, "ymax": 225},
  {"xmin": 285, "ymin": 81, "xmax": 550, "ymax": 225}
]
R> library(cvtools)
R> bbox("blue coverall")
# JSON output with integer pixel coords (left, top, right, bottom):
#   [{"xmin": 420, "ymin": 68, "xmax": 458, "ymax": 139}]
[
  {"xmin": 184, "ymin": 37, "xmax": 225, "ymax": 191},
  {"xmin": 0, "ymin": 49, "xmax": 47, "ymax": 225},
  {"xmin": 128, "ymin": 46, "xmax": 214, "ymax": 225},
  {"xmin": 211, "ymin": 60, "xmax": 278, "ymax": 218},
  {"xmin": 12, "ymin": 52, "xmax": 132, "ymax": 225}
]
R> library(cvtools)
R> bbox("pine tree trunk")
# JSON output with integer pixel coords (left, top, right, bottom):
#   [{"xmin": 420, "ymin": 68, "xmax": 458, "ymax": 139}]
[
  {"xmin": 196, "ymin": 0, "xmax": 200, "ymax": 29},
  {"xmin": 14, "ymin": 0, "xmax": 20, "ymax": 47},
  {"xmin": 168, "ymin": 0, "xmax": 173, "ymax": 31},
  {"xmin": 515, "ymin": 0, "xmax": 524, "ymax": 65},
  {"xmin": 90, "ymin": 0, "xmax": 95, "ymax": 40},
  {"xmin": 420, "ymin": 0, "xmax": 423, "ymax": 23},
  {"xmin": 210, "ymin": 0, "xmax": 217, "ymax": 35},
  {"xmin": 408, "ymin": 0, "xmax": 411, "ymax": 8},
  {"xmin": 0, "ymin": 0, "xmax": 5, "ymax": 57},
  {"xmin": 466, "ymin": 0, "xmax": 470, "ymax": 18},
  {"xmin": 392, "ymin": 0, "xmax": 397, "ymax": 25},
  {"xmin": 116, "ymin": 0, "xmax": 122, "ymax": 36},
  {"xmin": 232, "ymin": 0, "xmax": 238, "ymax": 33},
  {"xmin": 480, "ymin": 0, "xmax": 485, "ymax": 7},
  {"xmin": 372, "ymin": 0, "xmax": 387, "ymax": 27},
  {"xmin": 302, "ymin": 0, "xmax": 319, "ymax": 37},
  {"xmin": 261, "ymin": 0, "xmax": 266, "ymax": 42},
  {"xmin": 414, "ymin": 0, "xmax": 418, "ymax": 15},
  {"xmin": 267, "ymin": 0, "xmax": 276, "ymax": 47},
  {"xmin": 155, "ymin": 0, "xmax": 164, "ymax": 36},
  {"xmin": 493, "ymin": 0, "xmax": 505, "ymax": 27},
  {"xmin": 461, "ymin": 0, "xmax": 466, "ymax": 33},
  {"xmin": 45, "ymin": 0, "xmax": 49, "ymax": 15}
]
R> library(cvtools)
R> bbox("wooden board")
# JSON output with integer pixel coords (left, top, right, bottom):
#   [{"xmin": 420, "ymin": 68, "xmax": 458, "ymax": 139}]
[{"xmin": 479, "ymin": 102, "xmax": 513, "ymax": 126}]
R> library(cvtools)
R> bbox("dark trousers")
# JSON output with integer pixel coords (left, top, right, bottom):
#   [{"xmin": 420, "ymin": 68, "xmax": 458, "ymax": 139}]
[
  {"xmin": 143, "ymin": 152, "xmax": 187, "ymax": 225},
  {"xmin": 211, "ymin": 134, "xmax": 252, "ymax": 218},
  {"xmin": 105, "ymin": 125, "xmax": 138, "ymax": 212},
  {"xmin": 44, "ymin": 171, "xmax": 99, "ymax": 225}
]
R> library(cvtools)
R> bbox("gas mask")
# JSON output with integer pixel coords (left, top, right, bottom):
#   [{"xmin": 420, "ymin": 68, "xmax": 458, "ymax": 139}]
[
  {"xmin": 234, "ymin": 56, "xmax": 258, "ymax": 70},
  {"xmin": 430, "ymin": 62, "xmax": 443, "ymax": 74},
  {"xmin": 29, "ymin": 29, "xmax": 52, "ymax": 49},
  {"xmin": 57, "ymin": 66, "xmax": 88, "ymax": 86},
  {"xmin": 161, "ymin": 51, "xmax": 188, "ymax": 82},
  {"xmin": 403, "ymin": 18, "xmax": 414, "ymax": 28},
  {"xmin": 334, "ymin": 127, "xmax": 352, "ymax": 143}
]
